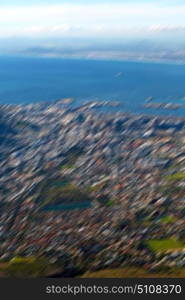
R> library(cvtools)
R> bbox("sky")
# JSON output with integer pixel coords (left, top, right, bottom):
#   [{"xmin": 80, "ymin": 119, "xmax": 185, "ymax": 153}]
[{"xmin": 0, "ymin": 0, "xmax": 185, "ymax": 54}]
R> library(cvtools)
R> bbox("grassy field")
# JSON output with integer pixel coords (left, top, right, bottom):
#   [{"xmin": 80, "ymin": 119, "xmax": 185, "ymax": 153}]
[
  {"xmin": 82, "ymin": 267, "xmax": 185, "ymax": 278},
  {"xmin": 166, "ymin": 173, "xmax": 185, "ymax": 181},
  {"xmin": 159, "ymin": 216, "xmax": 177, "ymax": 224},
  {"xmin": 0, "ymin": 257, "xmax": 59, "ymax": 278},
  {"xmin": 146, "ymin": 239, "xmax": 185, "ymax": 253}
]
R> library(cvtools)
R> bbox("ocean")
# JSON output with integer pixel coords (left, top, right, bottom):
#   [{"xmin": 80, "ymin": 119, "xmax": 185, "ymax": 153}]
[{"xmin": 1, "ymin": 55, "xmax": 185, "ymax": 116}]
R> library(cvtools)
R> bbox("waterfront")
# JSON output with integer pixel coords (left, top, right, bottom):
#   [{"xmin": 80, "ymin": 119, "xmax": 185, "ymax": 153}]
[{"xmin": 1, "ymin": 56, "xmax": 185, "ymax": 116}]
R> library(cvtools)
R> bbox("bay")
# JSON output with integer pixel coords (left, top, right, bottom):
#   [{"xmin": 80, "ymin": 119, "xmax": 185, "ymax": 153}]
[{"xmin": 1, "ymin": 56, "xmax": 185, "ymax": 116}]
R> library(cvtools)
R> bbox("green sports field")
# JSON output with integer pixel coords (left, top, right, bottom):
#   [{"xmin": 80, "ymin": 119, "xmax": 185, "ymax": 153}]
[{"xmin": 146, "ymin": 239, "xmax": 185, "ymax": 253}]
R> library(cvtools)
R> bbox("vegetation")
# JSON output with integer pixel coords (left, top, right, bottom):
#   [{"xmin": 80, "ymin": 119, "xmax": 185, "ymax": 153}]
[
  {"xmin": 60, "ymin": 163, "xmax": 76, "ymax": 170},
  {"xmin": 106, "ymin": 199, "xmax": 116, "ymax": 207},
  {"xmin": 160, "ymin": 215, "xmax": 177, "ymax": 224},
  {"xmin": 85, "ymin": 184, "xmax": 102, "ymax": 193},
  {"xmin": 34, "ymin": 172, "xmax": 92, "ymax": 209},
  {"xmin": 0, "ymin": 256, "xmax": 50, "ymax": 278},
  {"xmin": 82, "ymin": 267, "xmax": 185, "ymax": 278},
  {"xmin": 39, "ymin": 182, "xmax": 92, "ymax": 208},
  {"xmin": 10, "ymin": 256, "xmax": 36, "ymax": 264},
  {"xmin": 159, "ymin": 185, "xmax": 183, "ymax": 196},
  {"xmin": 166, "ymin": 173, "xmax": 185, "ymax": 181},
  {"xmin": 146, "ymin": 239, "xmax": 185, "ymax": 253}
]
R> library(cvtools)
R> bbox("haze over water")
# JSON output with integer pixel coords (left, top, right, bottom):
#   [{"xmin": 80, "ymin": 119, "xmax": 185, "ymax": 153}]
[{"xmin": 1, "ymin": 56, "xmax": 185, "ymax": 117}]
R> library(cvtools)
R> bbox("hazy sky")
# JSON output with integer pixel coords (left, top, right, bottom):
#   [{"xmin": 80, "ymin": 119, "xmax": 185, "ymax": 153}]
[
  {"xmin": 0, "ymin": 0, "xmax": 185, "ymax": 56},
  {"xmin": 0, "ymin": 0, "xmax": 185, "ymax": 39}
]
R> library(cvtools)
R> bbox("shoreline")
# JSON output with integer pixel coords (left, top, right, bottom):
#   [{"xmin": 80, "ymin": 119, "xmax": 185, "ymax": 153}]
[
  {"xmin": 1, "ymin": 99, "xmax": 185, "ymax": 121},
  {"xmin": 1, "ymin": 53, "xmax": 185, "ymax": 66}
]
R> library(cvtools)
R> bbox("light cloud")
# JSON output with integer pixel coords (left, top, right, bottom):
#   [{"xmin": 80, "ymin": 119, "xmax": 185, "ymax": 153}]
[
  {"xmin": 148, "ymin": 25, "xmax": 185, "ymax": 32},
  {"xmin": 0, "ymin": 3, "xmax": 185, "ymax": 38}
]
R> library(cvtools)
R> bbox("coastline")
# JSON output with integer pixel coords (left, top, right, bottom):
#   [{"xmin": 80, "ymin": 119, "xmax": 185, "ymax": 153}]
[
  {"xmin": 1, "ymin": 53, "xmax": 185, "ymax": 66},
  {"xmin": 0, "ymin": 55, "xmax": 185, "ymax": 118}
]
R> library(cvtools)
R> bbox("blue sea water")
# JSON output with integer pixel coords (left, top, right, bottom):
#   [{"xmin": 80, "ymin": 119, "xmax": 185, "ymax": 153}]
[
  {"xmin": 1, "ymin": 56, "xmax": 185, "ymax": 116},
  {"xmin": 43, "ymin": 201, "xmax": 92, "ymax": 211}
]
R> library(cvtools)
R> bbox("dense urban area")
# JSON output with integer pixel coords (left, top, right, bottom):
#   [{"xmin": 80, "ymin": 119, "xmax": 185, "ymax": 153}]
[{"xmin": 0, "ymin": 98, "xmax": 185, "ymax": 277}]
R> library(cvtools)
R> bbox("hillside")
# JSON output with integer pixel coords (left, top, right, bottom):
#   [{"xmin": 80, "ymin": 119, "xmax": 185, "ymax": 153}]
[{"xmin": 82, "ymin": 267, "xmax": 185, "ymax": 278}]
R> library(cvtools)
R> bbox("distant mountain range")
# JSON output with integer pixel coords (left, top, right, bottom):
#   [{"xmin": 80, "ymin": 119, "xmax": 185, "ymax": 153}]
[
  {"xmin": 20, "ymin": 47, "xmax": 185, "ymax": 64},
  {"xmin": 1, "ymin": 37, "xmax": 185, "ymax": 63}
]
